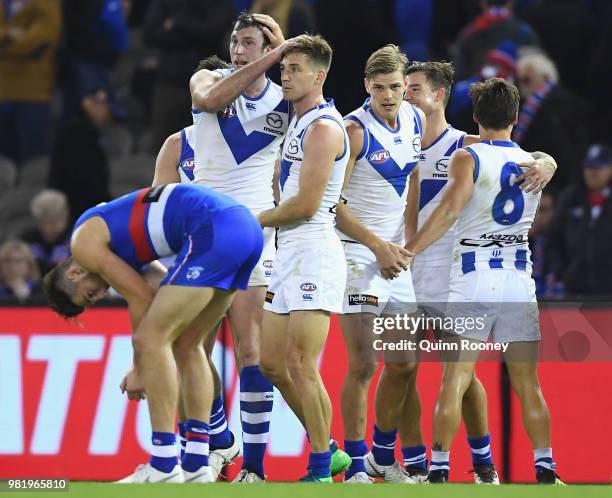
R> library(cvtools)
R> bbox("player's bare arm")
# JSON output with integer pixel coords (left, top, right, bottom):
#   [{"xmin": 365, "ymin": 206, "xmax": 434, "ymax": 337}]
[
  {"xmin": 463, "ymin": 135, "xmax": 556, "ymax": 193},
  {"xmin": 258, "ymin": 119, "xmax": 343, "ymax": 227},
  {"xmin": 72, "ymin": 219, "xmax": 155, "ymax": 330},
  {"xmin": 152, "ymin": 132, "xmax": 181, "ymax": 186},
  {"xmin": 272, "ymin": 157, "xmax": 281, "ymax": 204},
  {"xmin": 406, "ymin": 148, "xmax": 475, "ymax": 256},
  {"xmin": 336, "ymin": 120, "xmax": 411, "ymax": 279},
  {"xmin": 190, "ymin": 31, "xmax": 296, "ymax": 113}
]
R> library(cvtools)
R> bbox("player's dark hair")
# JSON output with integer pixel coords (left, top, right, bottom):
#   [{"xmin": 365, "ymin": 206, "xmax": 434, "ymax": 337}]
[
  {"xmin": 283, "ymin": 34, "xmax": 333, "ymax": 71},
  {"xmin": 469, "ymin": 77, "xmax": 520, "ymax": 130},
  {"xmin": 406, "ymin": 61, "xmax": 455, "ymax": 107},
  {"xmin": 43, "ymin": 258, "xmax": 85, "ymax": 319},
  {"xmin": 194, "ymin": 55, "xmax": 232, "ymax": 73},
  {"xmin": 233, "ymin": 11, "xmax": 270, "ymax": 47},
  {"xmin": 364, "ymin": 44, "xmax": 409, "ymax": 79}
]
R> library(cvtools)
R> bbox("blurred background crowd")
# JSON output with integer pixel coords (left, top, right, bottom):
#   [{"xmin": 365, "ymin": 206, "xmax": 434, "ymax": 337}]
[{"xmin": 0, "ymin": 0, "xmax": 611, "ymax": 302}]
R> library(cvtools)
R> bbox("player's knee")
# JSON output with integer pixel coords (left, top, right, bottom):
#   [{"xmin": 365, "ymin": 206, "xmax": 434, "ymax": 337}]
[
  {"xmin": 347, "ymin": 360, "xmax": 377, "ymax": 384},
  {"xmin": 384, "ymin": 360, "xmax": 418, "ymax": 380},
  {"xmin": 260, "ymin": 357, "xmax": 287, "ymax": 386}
]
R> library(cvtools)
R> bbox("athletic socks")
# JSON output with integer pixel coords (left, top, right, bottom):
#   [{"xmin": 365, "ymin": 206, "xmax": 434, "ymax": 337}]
[
  {"xmin": 468, "ymin": 433, "xmax": 493, "ymax": 465},
  {"xmin": 402, "ymin": 444, "xmax": 427, "ymax": 470},
  {"xmin": 150, "ymin": 432, "xmax": 179, "ymax": 473},
  {"xmin": 344, "ymin": 439, "xmax": 368, "ymax": 478},
  {"xmin": 240, "ymin": 365, "xmax": 274, "ymax": 478},
  {"xmin": 371, "ymin": 425, "xmax": 397, "ymax": 466},
  {"xmin": 430, "ymin": 450, "xmax": 450, "ymax": 472},
  {"xmin": 209, "ymin": 395, "xmax": 233, "ymax": 449},
  {"xmin": 309, "ymin": 450, "xmax": 332, "ymax": 478},
  {"xmin": 534, "ymin": 447, "xmax": 555, "ymax": 470},
  {"xmin": 182, "ymin": 419, "xmax": 210, "ymax": 472},
  {"xmin": 177, "ymin": 423, "xmax": 187, "ymax": 461}
]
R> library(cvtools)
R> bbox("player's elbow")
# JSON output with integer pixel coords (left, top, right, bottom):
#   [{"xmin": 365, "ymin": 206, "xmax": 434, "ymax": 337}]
[
  {"xmin": 192, "ymin": 90, "xmax": 223, "ymax": 113},
  {"xmin": 299, "ymin": 202, "xmax": 319, "ymax": 219}
]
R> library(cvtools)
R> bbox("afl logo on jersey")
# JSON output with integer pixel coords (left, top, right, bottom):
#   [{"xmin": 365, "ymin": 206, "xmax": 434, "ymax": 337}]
[
  {"xmin": 180, "ymin": 159, "xmax": 195, "ymax": 171},
  {"xmin": 300, "ymin": 282, "xmax": 317, "ymax": 292},
  {"xmin": 220, "ymin": 104, "xmax": 237, "ymax": 119},
  {"xmin": 368, "ymin": 149, "xmax": 390, "ymax": 164}
]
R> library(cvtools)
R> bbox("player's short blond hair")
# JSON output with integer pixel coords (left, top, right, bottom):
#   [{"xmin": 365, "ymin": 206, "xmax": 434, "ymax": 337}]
[
  {"xmin": 284, "ymin": 34, "xmax": 333, "ymax": 71},
  {"xmin": 364, "ymin": 45, "xmax": 409, "ymax": 79}
]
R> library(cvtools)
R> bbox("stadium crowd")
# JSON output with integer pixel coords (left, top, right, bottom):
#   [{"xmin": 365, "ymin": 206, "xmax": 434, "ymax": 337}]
[{"xmin": 1, "ymin": 0, "xmax": 612, "ymax": 300}]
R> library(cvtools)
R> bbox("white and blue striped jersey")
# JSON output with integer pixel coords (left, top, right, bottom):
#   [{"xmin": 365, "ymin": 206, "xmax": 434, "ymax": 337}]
[
  {"xmin": 340, "ymin": 99, "xmax": 422, "ymax": 245},
  {"xmin": 452, "ymin": 140, "xmax": 541, "ymax": 276},
  {"xmin": 278, "ymin": 99, "xmax": 349, "ymax": 241},
  {"xmin": 415, "ymin": 126, "xmax": 466, "ymax": 265},
  {"xmin": 178, "ymin": 125, "xmax": 195, "ymax": 183},
  {"xmin": 192, "ymin": 68, "xmax": 289, "ymax": 214}
]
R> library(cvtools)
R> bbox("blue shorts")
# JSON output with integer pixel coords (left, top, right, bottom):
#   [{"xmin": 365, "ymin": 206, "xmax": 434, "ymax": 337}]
[{"xmin": 161, "ymin": 206, "xmax": 263, "ymax": 290}]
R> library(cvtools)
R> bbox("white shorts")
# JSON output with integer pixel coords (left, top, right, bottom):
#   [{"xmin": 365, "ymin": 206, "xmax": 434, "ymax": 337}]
[
  {"xmin": 247, "ymin": 227, "xmax": 276, "ymax": 287},
  {"xmin": 412, "ymin": 262, "xmax": 451, "ymax": 318},
  {"xmin": 341, "ymin": 242, "xmax": 416, "ymax": 316},
  {"xmin": 264, "ymin": 232, "xmax": 346, "ymax": 314},
  {"xmin": 446, "ymin": 270, "xmax": 540, "ymax": 343}
]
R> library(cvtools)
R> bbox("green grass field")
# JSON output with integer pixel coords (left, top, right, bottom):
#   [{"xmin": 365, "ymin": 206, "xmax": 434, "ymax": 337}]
[{"xmin": 10, "ymin": 483, "xmax": 611, "ymax": 498}]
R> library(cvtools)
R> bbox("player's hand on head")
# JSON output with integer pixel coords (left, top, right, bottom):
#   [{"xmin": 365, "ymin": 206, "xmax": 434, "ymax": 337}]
[
  {"xmin": 120, "ymin": 368, "xmax": 146, "ymax": 401},
  {"xmin": 252, "ymin": 13, "xmax": 286, "ymax": 49},
  {"xmin": 516, "ymin": 159, "xmax": 555, "ymax": 193}
]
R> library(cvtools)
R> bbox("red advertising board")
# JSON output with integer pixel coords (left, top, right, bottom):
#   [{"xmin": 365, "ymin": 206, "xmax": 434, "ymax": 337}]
[{"xmin": 0, "ymin": 307, "xmax": 610, "ymax": 482}]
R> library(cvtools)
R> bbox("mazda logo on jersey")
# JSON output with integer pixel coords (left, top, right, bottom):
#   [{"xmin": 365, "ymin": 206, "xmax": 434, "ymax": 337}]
[
  {"xmin": 266, "ymin": 113, "xmax": 283, "ymax": 129},
  {"xmin": 435, "ymin": 158, "xmax": 448, "ymax": 173},
  {"xmin": 300, "ymin": 282, "xmax": 317, "ymax": 291},
  {"xmin": 288, "ymin": 139, "xmax": 299, "ymax": 155},
  {"xmin": 412, "ymin": 136, "xmax": 422, "ymax": 153},
  {"xmin": 368, "ymin": 149, "xmax": 390, "ymax": 164}
]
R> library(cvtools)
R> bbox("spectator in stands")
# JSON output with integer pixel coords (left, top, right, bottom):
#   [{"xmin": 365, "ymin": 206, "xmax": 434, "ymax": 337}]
[
  {"xmin": 61, "ymin": 0, "xmax": 130, "ymax": 119},
  {"xmin": 513, "ymin": 49, "xmax": 591, "ymax": 192},
  {"xmin": 20, "ymin": 190, "xmax": 71, "ymax": 276},
  {"xmin": 0, "ymin": 0, "xmax": 62, "ymax": 164},
  {"xmin": 448, "ymin": 40, "xmax": 518, "ymax": 134},
  {"xmin": 394, "ymin": 0, "xmax": 432, "ymax": 61},
  {"xmin": 452, "ymin": 0, "xmax": 538, "ymax": 81},
  {"xmin": 0, "ymin": 240, "xmax": 42, "ymax": 301},
  {"xmin": 143, "ymin": 0, "xmax": 235, "ymax": 152},
  {"xmin": 529, "ymin": 192, "xmax": 563, "ymax": 298},
  {"xmin": 547, "ymin": 144, "xmax": 612, "ymax": 296},
  {"xmin": 521, "ymin": 0, "xmax": 597, "ymax": 98},
  {"xmin": 49, "ymin": 86, "xmax": 113, "ymax": 222}
]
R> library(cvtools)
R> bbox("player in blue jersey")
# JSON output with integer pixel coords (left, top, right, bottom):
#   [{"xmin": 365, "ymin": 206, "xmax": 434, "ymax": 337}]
[
  {"xmin": 406, "ymin": 78, "xmax": 564, "ymax": 485},
  {"xmin": 43, "ymin": 184, "xmax": 263, "ymax": 484}
]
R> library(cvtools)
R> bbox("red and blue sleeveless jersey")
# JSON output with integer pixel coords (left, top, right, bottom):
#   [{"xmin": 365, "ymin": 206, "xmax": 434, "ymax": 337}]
[{"xmin": 73, "ymin": 183, "xmax": 240, "ymax": 269}]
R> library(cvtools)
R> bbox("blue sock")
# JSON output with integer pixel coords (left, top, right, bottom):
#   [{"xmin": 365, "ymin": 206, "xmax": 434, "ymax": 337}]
[
  {"xmin": 402, "ymin": 444, "xmax": 427, "ymax": 470},
  {"xmin": 240, "ymin": 365, "xmax": 273, "ymax": 478},
  {"xmin": 309, "ymin": 450, "xmax": 331, "ymax": 478},
  {"xmin": 182, "ymin": 419, "xmax": 209, "ymax": 472},
  {"xmin": 468, "ymin": 433, "xmax": 493, "ymax": 465},
  {"xmin": 534, "ymin": 447, "xmax": 554, "ymax": 471},
  {"xmin": 344, "ymin": 440, "xmax": 367, "ymax": 479},
  {"xmin": 430, "ymin": 450, "xmax": 450, "ymax": 472},
  {"xmin": 150, "ymin": 432, "xmax": 178, "ymax": 473},
  {"xmin": 209, "ymin": 396, "xmax": 233, "ymax": 450},
  {"xmin": 178, "ymin": 423, "xmax": 186, "ymax": 461},
  {"xmin": 372, "ymin": 425, "xmax": 396, "ymax": 466}
]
